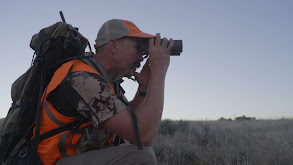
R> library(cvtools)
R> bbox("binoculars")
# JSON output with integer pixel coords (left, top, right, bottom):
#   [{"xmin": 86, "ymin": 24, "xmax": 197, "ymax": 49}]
[{"xmin": 139, "ymin": 39, "xmax": 183, "ymax": 56}]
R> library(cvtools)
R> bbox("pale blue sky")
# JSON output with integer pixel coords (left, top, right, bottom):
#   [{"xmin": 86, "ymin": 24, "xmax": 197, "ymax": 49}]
[{"xmin": 0, "ymin": 1, "xmax": 292, "ymax": 120}]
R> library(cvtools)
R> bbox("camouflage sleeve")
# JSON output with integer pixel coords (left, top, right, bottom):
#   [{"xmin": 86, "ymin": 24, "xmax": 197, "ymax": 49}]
[{"xmin": 70, "ymin": 71, "xmax": 127, "ymax": 127}]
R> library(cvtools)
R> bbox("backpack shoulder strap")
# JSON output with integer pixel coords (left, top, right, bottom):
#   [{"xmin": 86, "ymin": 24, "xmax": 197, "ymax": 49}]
[{"xmin": 81, "ymin": 55, "xmax": 110, "ymax": 84}]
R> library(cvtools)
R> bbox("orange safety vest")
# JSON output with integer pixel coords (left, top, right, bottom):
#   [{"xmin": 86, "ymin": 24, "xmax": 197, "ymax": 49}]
[{"xmin": 34, "ymin": 60, "xmax": 115, "ymax": 165}]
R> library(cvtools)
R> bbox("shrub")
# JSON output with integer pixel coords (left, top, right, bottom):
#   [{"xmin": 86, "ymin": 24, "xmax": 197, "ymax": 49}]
[
  {"xmin": 153, "ymin": 119, "xmax": 293, "ymax": 164},
  {"xmin": 218, "ymin": 117, "xmax": 232, "ymax": 121},
  {"xmin": 235, "ymin": 115, "xmax": 256, "ymax": 121}
]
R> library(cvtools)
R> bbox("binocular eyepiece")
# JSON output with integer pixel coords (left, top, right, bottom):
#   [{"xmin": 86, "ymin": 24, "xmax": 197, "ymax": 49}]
[{"xmin": 139, "ymin": 39, "xmax": 183, "ymax": 56}]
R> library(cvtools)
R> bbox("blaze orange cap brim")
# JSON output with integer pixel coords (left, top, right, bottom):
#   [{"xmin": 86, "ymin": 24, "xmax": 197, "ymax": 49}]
[
  {"xmin": 126, "ymin": 32, "xmax": 155, "ymax": 38},
  {"xmin": 122, "ymin": 20, "xmax": 155, "ymax": 38}
]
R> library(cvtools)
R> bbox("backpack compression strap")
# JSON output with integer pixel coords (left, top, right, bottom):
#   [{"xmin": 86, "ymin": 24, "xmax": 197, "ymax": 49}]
[{"xmin": 32, "ymin": 28, "xmax": 55, "ymax": 160}]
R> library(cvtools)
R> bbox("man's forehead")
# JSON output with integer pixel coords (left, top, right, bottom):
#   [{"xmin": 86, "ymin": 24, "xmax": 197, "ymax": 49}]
[{"xmin": 122, "ymin": 37, "xmax": 148, "ymax": 44}]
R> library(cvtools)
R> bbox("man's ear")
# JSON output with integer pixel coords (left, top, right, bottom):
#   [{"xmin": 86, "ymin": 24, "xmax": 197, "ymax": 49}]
[{"xmin": 108, "ymin": 39, "xmax": 118, "ymax": 54}]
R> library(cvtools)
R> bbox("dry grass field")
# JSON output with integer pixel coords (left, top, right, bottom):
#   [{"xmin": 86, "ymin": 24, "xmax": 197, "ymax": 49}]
[{"xmin": 153, "ymin": 118, "xmax": 293, "ymax": 165}]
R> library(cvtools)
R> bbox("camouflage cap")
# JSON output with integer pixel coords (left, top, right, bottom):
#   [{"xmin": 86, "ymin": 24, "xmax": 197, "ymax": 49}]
[{"xmin": 95, "ymin": 19, "xmax": 154, "ymax": 48}]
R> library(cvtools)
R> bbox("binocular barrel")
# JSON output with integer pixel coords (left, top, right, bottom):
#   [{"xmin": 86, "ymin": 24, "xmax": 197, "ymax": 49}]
[
  {"xmin": 169, "ymin": 40, "xmax": 183, "ymax": 56},
  {"xmin": 139, "ymin": 39, "xmax": 183, "ymax": 56}
]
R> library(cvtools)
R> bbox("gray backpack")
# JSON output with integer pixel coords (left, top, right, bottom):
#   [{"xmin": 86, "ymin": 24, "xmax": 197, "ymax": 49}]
[{"xmin": 0, "ymin": 21, "xmax": 89, "ymax": 165}]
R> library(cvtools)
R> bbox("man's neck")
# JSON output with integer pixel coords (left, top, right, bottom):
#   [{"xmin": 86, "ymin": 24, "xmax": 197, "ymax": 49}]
[{"xmin": 93, "ymin": 54, "xmax": 113, "ymax": 75}]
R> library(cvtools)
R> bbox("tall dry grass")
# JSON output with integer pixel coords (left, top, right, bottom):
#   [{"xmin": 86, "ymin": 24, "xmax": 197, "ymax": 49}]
[{"xmin": 152, "ymin": 119, "xmax": 293, "ymax": 165}]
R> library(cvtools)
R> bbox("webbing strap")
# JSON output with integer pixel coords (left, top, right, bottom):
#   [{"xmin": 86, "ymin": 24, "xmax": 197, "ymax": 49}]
[
  {"xmin": 126, "ymin": 106, "xmax": 143, "ymax": 150},
  {"xmin": 44, "ymin": 102, "xmax": 65, "ymax": 126},
  {"xmin": 57, "ymin": 117, "xmax": 85, "ymax": 157},
  {"xmin": 82, "ymin": 57, "xmax": 110, "ymax": 84},
  {"xmin": 58, "ymin": 131, "xmax": 71, "ymax": 157},
  {"xmin": 35, "ymin": 119, "xmax": 83, "ymax": 142},
  {"xmin": 59, "ymin": 58, "xmax": 78, "ymax": 86}
]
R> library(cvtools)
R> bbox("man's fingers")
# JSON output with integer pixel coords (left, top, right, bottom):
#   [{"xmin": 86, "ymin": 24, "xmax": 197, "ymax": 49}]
[
  {"xmin": 167, "ymin": 38, "xmax": 174, "ymax": 52},
  {"xmin": 155, "ymin": 33, "xmax": 161, "ymax": 46},
  {"xmin": 149, "ymin": 37, "xmax": 154, "ymax": 46},
  {"xmin": 162, "ymin": 37, "xmax": 168, "ymax": 48}
]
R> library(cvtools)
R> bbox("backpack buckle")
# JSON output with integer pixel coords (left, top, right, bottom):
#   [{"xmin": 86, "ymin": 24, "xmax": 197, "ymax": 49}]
[{"xmin": 18, "ymin": 147, "xmax": 28, "ymax": 158}]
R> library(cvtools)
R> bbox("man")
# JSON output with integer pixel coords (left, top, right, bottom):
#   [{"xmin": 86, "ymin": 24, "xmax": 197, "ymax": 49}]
[{"xmin": 37, "ymin": 19, "xmax": 173, "ymax": 165}]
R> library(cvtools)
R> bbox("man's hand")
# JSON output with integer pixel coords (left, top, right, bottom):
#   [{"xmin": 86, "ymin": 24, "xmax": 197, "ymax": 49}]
[
  {"xmin": 133, "ymin": 59, "xmax": 151, "ymax": 91},
  {"xmin": 148, "ymin": 33, "xmax": 174, "ymax": 74}
]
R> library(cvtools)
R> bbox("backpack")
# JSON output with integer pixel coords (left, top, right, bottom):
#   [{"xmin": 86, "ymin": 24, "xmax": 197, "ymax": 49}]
[
  {"xmin": 0, "ymin": 21, "xmax": 90, "ymax": 165},
  {"xmin": 0, "ymin": 18, "xmax": 143, "ymax": 165}
]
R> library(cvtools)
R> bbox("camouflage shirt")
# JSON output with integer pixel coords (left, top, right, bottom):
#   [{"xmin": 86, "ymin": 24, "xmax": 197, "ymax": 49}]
[{"xmin": 48, "ymin": 71, "xmax": 127, "ymax": 153}]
